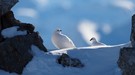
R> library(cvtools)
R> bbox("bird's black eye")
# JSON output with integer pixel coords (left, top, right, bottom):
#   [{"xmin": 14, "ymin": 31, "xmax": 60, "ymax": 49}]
[
  {"xmin": 57, "ymin": 29, "xmax": 62, "ymax": 31},
  {"xmin": 90, "ymin": 39, "xmax": 92, "ymax": 41},
  {"xmin": 90, "ymin": 38, "xmax": 93, "ymax": 41}
]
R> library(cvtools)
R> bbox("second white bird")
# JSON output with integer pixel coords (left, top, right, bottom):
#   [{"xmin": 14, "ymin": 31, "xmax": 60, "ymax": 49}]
[{"xmin": 90, "ymin": 37, "xmax": 106, "ymax": 46}]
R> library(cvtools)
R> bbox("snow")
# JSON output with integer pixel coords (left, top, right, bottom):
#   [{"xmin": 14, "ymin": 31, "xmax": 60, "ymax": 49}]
[
  {"xmin": 1, "ymin": 26, "xmax": 27, "ymax": 38},
  {"xmin": 0, "ymin": 43, "xmax": 130, "ymax": 75}
]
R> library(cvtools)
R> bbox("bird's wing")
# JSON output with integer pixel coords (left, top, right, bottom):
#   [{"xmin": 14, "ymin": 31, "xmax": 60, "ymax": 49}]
[{"xmin": 60, "ymin": 34, "xmax": 75, "ymax": 47}]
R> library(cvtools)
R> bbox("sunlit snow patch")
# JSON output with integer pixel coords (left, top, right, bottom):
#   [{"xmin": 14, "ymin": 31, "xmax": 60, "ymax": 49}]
[{"xmin": 1, "ymin": 26, "xmax": 27, "ymax": 38}]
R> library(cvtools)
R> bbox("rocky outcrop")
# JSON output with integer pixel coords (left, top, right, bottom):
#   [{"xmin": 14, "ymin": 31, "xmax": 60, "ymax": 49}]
[
  {"xmin": 1, "ymin": 0, "xmax": 18, "ymax": 15},
  {"xmin": 118, "ymin": 15, "xmax": 135, "ymax": 75},
  {"xmin": 0, "ymin": 32, "xmax": 47, "ymax": 74},
  {"xmin": 0, "ymin": 0, "xmax": 18, "ymax": 30},
  {"xmin": 131, "ymin": 14, "xmax": 135, "ymax": 47},
  {"xmin": 118, "ymin": 47, "xmax": 135, "ymax": 75},
  {"xmin": 0, "ymin": 0, "xmax": 48, "ymax": 74},
  {"xmin": 57, "ymin": 54, "xmax": 84, "ymax": 68},
  {"xmin": 1, "ymin": 11, "xmax": 21, "ymax": 29}
]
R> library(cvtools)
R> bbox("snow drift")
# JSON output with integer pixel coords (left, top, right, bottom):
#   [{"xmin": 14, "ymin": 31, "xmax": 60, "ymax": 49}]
[{"xmin": 0, "ymin": 43, "xmax": 130, "ymax": 75}]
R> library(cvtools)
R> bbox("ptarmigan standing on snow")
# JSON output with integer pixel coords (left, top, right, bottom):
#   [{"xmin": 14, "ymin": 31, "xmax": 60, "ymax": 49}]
[
  {"xmin": 90, "ymin": 37, "xmax": 106, "ymax": 46},
  {"xmin": 52, "ymin": 29, "xmax": 76, "ymax": 49}
]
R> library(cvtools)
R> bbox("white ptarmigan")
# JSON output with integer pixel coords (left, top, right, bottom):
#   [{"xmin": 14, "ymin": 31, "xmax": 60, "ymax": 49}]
[
  {"xmin": 51, "ymin": 29, "xmax": 76, "ymax": 49},
  {"xmin": 90, "ymin": 37, "xmax": 106, "ymax": 46}
]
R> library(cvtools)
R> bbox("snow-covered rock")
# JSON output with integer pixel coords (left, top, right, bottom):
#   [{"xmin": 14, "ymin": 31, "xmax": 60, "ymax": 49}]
[
  {"xmin": 52, "ymin": 29, "xmax": 76, "ymax": 49},
  {"xmin": 1, "ymin": 26, "xmax": 27, "ymax": 38},
  {"xmin": 0, "ymin": 32, "xmax": 47, "ymax": 74}
]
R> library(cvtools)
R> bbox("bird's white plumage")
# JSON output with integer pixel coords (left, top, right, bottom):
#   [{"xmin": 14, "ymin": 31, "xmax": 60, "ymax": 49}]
[
  {"xmin": 90, "ymin": 37, "xmax": 106, "ymax": 46},
  {"xmin": 52, "ymin": 29, "xmax": 76, "ymax": 49},
  {"xmin": 1, "ymin": 26, "xmax": 27, "ymax": 38}
]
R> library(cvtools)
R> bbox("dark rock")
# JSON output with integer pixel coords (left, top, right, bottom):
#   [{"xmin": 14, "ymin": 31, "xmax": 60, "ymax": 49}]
[
  {"xmin": 0, "ymin": 0, "xmax": 19, "ymax": 32},
  {"xmin": 57, "ymin": 54, "xmax": 84, "ymax": 68},
  {"xmin": 0, "ymin": 32, "xmax": 47, "ymax": 74},
  {"xmin": 0, "ymin": 0, "xmax": 2, "ymax": 17},
  {"xmin": 1, "ymin": 10, "xmax": 35, "ymax": 31},
  {"xmin": 17, "ymin": 23, "xmax": 35, "ymax": 34},
  {"xmin": 0, "ymin": 15, "xmax": 1, "ymax": 30},
  {"xmin": 1, "ymin": 11, "xmax": 21, "ymax": 29},
  {"xmin": 0, "ymin": 10, "xmax": 36, "ymax": 42},
  {"xmin": 118, "ymin": 47, "xmax": 135, "ymax": 75},
  {"xmin": 131, "ymin": 14, "xmax": 135, "ymax": 47},
  {"xmin": 1, "ymin": 0, "xmax": 18, "ymax": 15},
  {"xmin": 9, "ymin": 32, "xmax": 47, "ymax": 53},
  {"xmin": 118, "ymin": 14, "xmax": 135, "ymax": 75},
  {"xmin": 0, "ymin": 0, "xmax": 48, "ymax": 74}
]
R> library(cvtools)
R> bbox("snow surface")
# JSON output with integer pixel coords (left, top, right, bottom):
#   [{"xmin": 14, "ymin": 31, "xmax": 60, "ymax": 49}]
[
  {"xmin": 1, "ymin": 26, "xmax": 27, "ymax": 38},
  {"xmin": 0, "ymin": 43, "xmax": 130, "ymax": 75}
]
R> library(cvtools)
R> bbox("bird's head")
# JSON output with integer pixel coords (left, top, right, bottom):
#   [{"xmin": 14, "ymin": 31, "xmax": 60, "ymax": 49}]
[
  {"xmin": 55, "ymin": 28, "xmax": 62, "ymax": 33},
  {"xmin": 90, "ymin": 37, "xmax": 96, "ymax": 41}
]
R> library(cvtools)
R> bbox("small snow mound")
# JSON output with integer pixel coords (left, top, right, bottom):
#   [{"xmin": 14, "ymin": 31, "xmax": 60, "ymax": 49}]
[
  {"xmin": 1, "ymin": 26, "xmax": 27, "ymax": 38},
  {"xmin": 0, "ymin": 70, "xmax": 17, "ymax": 75},
  {"xmin": 31, "ymin": 45, "xmax": 46, "ymax": 57}
]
